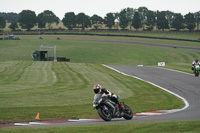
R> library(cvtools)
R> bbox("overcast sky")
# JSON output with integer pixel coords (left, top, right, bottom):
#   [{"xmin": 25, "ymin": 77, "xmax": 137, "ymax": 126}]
[{"xmin": 0, "ymin": 0, "xmax": 199, "ymax": 19}]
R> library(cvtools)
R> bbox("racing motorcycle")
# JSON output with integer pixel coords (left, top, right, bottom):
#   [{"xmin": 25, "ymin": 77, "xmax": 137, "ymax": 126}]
[
  {"xmin": 93, "ymin": 94, "xmax": 133, "ymax": 121},
  {"xmin": 194, "ymin": 65, "xmax": 200, "ymax": 77}
]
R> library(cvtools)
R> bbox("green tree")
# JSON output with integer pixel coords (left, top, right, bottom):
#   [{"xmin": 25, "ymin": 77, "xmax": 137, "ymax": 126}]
[
  {"xmin": 194, "ymin": 11, "xmax": 200, "ymax": 31},
  {"xmin": 19, "ymin": 10, "xmax": 37, "ymax": 31},
  {"xmin": 104, "ymin": 13, "xmax": 115, "ymax": 29},
  {"xmin": 164, "ymin": 10, "xmax": 174, "ymax": 29},
  {"xmin": 90, "ymin": 14, "xmax": 103, "ymax": 30},
  {"xmin": 9, "ymin": 22, "xmax": 19, "ymax": 31},
  {"xmin": 132, "ymin": 12, "xmax": 141, "ymax": 31},
  {"xmin": 42, "ymin": 10, "xmax": 59, "ymax": 29},
  {"xmin": 62, "ymin": 12, "xmax": 76, "ymax": 30},
  {"xmin": 184, "ymin": 12, "xmax": 196, "ymax": 31},
  {"xmin": 0, "ymin": 12, "xmax": 19, "ymax": 23},
  {"xmin": 146, "ymin": 10, "xmax": 156, "ymax": 31},
  {"xmin": 119, "ymin": 9, "xmax": 129, "ymax": 30},
  {"xmin": 138, "ymin": 7, "xmax": 148, "ymax": 30},
  {"xmin": 76, "ymin": 13, "xmax": 91, "ymax": 30},
  {"xmin": 0, "ymin": 16, "xmax": 6, "ymax": 29},
  {"xmin": 124, "ymin": 7, "xmax": 136, "ymax": 30},
  {"xmin": 156, "ymin": 11, "xmax": 169, "ymax": 31},
  {"xmin": 171, "ymin": 13, "xmax": 184, "ymax": 31},
  {"xmin": 113, "ymin": 12, "xmax": 120, "ymax": 29},
  {"xmin": 37, "ymin": 13, "xmax": 46, "ymax": 29}
]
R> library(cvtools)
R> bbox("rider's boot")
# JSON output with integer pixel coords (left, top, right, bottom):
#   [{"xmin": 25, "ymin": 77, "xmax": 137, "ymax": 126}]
[{"xmin": 119, "ymin": 102, "xmax": 124, "ymax": 116}]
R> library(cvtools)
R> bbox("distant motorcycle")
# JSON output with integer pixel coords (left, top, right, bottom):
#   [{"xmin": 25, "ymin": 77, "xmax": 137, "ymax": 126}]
[
  {"xmin": 194, "ymin": 65, "xmax": 200, "ymax": 77},
  {"xmin": 93, "ymin": 94, "xmax": 133, "ymax": 121}
]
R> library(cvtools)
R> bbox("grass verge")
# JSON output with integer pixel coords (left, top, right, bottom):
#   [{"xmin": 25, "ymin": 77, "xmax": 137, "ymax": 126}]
[{"xmin": 1, "ymin": 120, "xmax": 200, "ymax": 133}]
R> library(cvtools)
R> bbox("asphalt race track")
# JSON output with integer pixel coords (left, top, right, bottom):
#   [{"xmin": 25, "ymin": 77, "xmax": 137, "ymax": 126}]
[
  {"xmin": 106, "ymin": 65, "xmax": 200, "ymax": 122},
  {"xmin": 3, "ymin": 65, "xmax": 200, "ymax": 128}
]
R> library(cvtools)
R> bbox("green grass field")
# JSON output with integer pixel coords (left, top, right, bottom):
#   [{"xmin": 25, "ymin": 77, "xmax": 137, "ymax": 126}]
[
  {"xmin": 2, "ymin": 35, "xmax": 200, "ymax": 72},
  {"xmin": 1, "ymin": 120, "xmax": 200, "ymax": 133},
  {"xmin": 0, "ymin": 35, "xmax": 200, "ymax": 132}
]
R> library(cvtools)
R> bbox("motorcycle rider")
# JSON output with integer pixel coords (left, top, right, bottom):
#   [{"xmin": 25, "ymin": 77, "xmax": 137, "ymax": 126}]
[
  {"xmin": 93, "ymin": 84, "xmax": 123, "ymax": 117},
  {"xmin": 192, "ymin": 58, "xmax": 200, "ymax": 71}
]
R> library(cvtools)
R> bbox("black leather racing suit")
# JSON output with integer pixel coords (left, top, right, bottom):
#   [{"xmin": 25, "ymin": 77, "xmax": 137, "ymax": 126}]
[{"xmin": 99, "ymin": 88, "xmax": 120, "ymax": 104}]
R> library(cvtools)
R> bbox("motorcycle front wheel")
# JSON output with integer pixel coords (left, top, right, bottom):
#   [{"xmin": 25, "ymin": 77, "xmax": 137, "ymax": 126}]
[
  {"xmin": 97, "ymin": 106, "xmax": 112, "ymax": 121},
  {"xmin": 195, "ymin": 72, "xmax": 199, "ymax": 77},
  {"xmin": 123, "ymin": 104, "xmax": 133, "ymax": 120}
]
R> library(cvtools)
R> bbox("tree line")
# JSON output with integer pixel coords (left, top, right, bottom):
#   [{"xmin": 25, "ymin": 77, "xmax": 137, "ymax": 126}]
[{"xmin": 0, "ymin": 7, "xmax": 200, "ymax": 32}]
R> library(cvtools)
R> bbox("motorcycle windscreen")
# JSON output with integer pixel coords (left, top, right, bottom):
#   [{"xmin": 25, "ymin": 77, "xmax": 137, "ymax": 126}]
[{"xmin": 93, "ymin": 94, "xmax": 102, "ymax": 103}]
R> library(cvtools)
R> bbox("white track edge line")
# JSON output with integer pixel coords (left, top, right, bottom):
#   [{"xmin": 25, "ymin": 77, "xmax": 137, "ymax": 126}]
[
  {"xmin": 29, "ymin": 122, "xmax": 48, "ymax": 125},
  {"xmin": 14, "ymin": 123, "xmax": 30, "ymax": 126},
  {"xmin": 102, "ymin": 64, "xmax": 189, "ymax": 114}
]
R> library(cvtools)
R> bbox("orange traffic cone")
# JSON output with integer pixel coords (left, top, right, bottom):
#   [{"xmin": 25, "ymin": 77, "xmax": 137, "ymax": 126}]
[{"xmin": 35, "ymin": 113, "xmax": 40, "ymax": 119}]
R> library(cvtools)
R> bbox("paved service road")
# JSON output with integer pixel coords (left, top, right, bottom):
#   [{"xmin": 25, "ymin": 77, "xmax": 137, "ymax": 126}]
[
  {"xmin": 107, "ymin": 65, "xmax": 200, "ymax": 122},
  {"xmin": 64, "ymin": 39, "xmax": 200, "ymax": 51}
]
